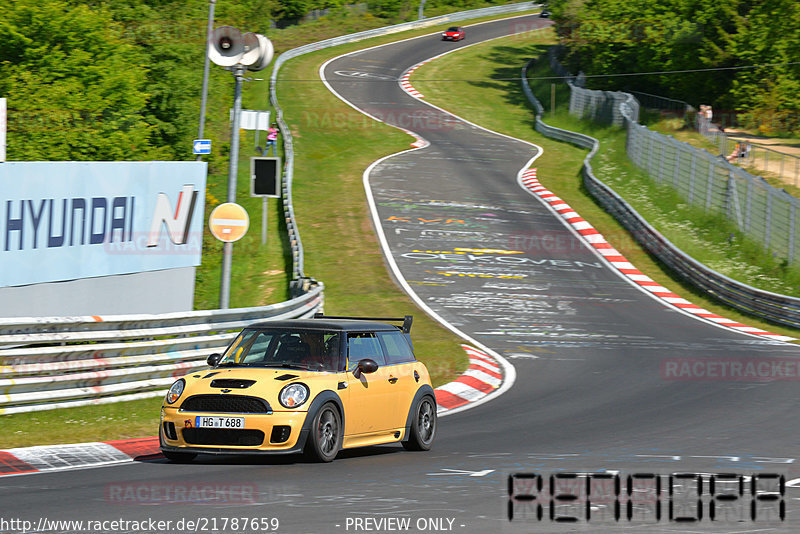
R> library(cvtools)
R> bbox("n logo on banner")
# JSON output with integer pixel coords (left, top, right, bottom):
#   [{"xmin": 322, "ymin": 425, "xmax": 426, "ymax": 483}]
[{"xmin": 147, "ymin": 185, "xmax": 198, "ymax": 247}]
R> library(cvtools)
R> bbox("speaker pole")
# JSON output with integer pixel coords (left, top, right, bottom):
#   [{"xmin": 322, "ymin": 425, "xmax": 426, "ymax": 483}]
[
  {"xmin": 220, "ymin": 64, "xmax": 246, "ymax": 309},
  {"xmin": 227, "ymin": 66, "xmax": 245, "ymax": 204},
  {"xmin": 197, "ymin": 0, "xmax": 216, "ymax": 162}
]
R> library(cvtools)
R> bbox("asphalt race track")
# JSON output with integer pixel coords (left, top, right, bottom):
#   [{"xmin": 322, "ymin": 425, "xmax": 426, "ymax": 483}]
[{"xmin": 3, "ymin": 14, "xmax": 800, "ymax": 534}]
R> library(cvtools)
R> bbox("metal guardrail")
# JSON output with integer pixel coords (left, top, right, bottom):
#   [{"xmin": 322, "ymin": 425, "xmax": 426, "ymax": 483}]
[
  {"xmin": 0, "ymin": 284, "xmax": 324, "ymax": 414},
  {"xmin": 522, "ymin": 57, "xmax": 800, "ymax": 329},
  {"xmin": 269, "ymin": 1, "xmax": 541, "ymax": 288}
]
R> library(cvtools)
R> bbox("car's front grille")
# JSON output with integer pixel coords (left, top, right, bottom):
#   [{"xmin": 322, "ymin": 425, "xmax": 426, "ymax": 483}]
[
  {"xmin": 182, "ymin": 428, "xmax": 265, "ymax": 446},
  {"xmin": 180, "ymin": 395, "xmax": 272, "ymax": 414}
]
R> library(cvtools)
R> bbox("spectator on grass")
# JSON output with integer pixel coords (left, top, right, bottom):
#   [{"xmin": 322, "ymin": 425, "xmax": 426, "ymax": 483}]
[{"xmin": 265, "ymin": 123, "xmax": 279, "ymax": 156}]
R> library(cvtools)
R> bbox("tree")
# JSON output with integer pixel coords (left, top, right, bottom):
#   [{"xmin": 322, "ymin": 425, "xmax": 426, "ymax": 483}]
[
  {"xmin": 0, "ymin": 1, "xmax": 166, "ymax": 160},
  {"xmin": 730, "ymin": 0, "xmax": 800, "ymax": 134},
  {"xmin": 549, "ymin": 0, "xmax": 741, "ymax": 107}
]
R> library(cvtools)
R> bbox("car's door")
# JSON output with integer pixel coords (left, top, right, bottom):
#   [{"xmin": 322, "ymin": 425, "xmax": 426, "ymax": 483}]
[
  {"xmin": 343, "ymin": 332, "xmax": 400, "ymax": 436},
  {"xmin": 375, "ymin": 330, "xmax": 419, "ymax": 424}
]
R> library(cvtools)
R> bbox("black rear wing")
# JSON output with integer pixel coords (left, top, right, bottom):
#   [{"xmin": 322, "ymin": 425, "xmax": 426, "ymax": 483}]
[{"xmin": 313, "ymin": 313, "xmax": 413, "ymax": 334}]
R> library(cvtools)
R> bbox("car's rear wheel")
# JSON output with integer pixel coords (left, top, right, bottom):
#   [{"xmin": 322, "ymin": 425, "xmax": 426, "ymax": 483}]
[
  {"xmin": 162, "ymin": 450, "xmax": 197, "ymax": 463},
  {"xmin": 402, "ymin": 395, "xmax": 436, "ymax": 451},
  {"xmin": 304, "ymin": 403, "xmax": 341, "ymax": 462}
]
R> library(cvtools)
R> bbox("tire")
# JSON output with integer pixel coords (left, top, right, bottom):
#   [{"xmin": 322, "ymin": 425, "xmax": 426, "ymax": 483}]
[
  {"xmin": 402, "ymin": 395, "xmax": 436, "ymax": 451},
  {"xmin": 162, "ymin": 450, "xmax": 197, "ymax": 463},
  {"xmin": 304, "ymin": 403, "xmax": 341, "ymax": 462}
]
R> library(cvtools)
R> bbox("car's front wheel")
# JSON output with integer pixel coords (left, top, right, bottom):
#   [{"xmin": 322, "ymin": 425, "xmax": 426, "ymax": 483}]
[
  {"xmin": 162, "ymin": 450, "xmax": 197, "ymax": 463},
  {"xmin": 304, "ymin": 403, "xmax": 341, "ymax": 462},
  {"xmin": 402, "ymin": 395, "xmax": 436, "ymax": 451}
]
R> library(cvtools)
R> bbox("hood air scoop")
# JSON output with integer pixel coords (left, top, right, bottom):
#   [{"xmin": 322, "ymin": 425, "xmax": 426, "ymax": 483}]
[
  {"xmin": 210, "ymin": 379, "xmax": 256, "ymax": 389},
  {"xmin": 275, "ymin": 374, "xmax": 298, "ymax": 381}
]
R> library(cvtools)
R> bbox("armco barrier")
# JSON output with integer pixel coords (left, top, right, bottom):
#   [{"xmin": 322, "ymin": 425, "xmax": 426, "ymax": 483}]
[
  {"xmin": 270, "ymin": 1, "xmax": 541, "ymax": 286},
  {"xmin": 0, "ymin": 283, "xmax": 323, "ymax": 414},
  {"xmin": 522, "ymin": 57, "xmax": 800, "ymax": 329}
]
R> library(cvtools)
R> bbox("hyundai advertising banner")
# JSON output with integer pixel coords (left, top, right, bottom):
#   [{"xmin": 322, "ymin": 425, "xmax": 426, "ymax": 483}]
[{"xmin": 0, "ymin": 161, "xmax": 207, "ymax": 288}]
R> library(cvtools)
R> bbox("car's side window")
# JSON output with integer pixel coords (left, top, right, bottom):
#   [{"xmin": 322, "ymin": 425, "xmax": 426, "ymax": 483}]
[
  {"xmin": 376, "ymin": 331, "xmax": 415, "ymax": 365},
  {"xmin": 347, "ymin": 333, "xmax": 386, "ymax": 367}
]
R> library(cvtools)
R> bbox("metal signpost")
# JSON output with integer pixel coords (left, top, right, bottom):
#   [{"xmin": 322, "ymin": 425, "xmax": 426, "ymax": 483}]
[
  {"xmin": 250, "ymin": 157, "xmax": 281, "ymax": 245},
  {"xmin": 196, "ymin": 0, "xmax": 216, "ymax": 162},
  {"xmin": 207, "ymin": 26, "xmax": 274, "ymax": 308}
]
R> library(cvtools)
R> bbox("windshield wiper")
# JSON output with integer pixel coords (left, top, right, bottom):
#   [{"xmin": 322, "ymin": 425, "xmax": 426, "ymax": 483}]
[{"xmin": 279, "ymin": 363, "xmax": 310, "ymax": 370}]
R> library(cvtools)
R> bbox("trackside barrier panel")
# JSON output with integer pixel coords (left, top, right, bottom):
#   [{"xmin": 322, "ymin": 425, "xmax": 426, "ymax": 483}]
[
  {"xmin": 522, "ymin": 57, "xmax": 800, "ymax": 329},
  {"xmin": 0, "ymin": 284, "xmax": 323, "ymax": 414}
]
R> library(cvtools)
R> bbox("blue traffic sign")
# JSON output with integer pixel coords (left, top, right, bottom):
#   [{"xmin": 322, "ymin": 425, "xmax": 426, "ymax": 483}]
[{"xmin": 193, "ymin": 139, "xmax": 211, "ymax": 155}]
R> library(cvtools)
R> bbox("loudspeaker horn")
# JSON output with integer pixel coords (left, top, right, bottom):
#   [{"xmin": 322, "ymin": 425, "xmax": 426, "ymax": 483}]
[
  {"xmin": 208, "ymin": 26, "xmax": 244, "ymax": 67},
  {"xmin": 241, "ymin": 33, "xmax": 274, "ymax": 71}
]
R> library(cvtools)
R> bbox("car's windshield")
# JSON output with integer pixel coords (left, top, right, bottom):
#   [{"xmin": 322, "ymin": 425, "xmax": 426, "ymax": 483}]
[
  {"xmin": 447, "ymin": 27, "xmax": 460, "ymax": 32},
  {"xmin": 219, "ymin": 328, "xmax": 343, "ymax": 372}
]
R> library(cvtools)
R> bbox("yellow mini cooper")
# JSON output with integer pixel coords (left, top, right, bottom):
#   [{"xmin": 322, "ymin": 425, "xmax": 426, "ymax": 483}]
[{"xmin": 160, "ymin": 314, "xmax": 436, "ymax": 462}]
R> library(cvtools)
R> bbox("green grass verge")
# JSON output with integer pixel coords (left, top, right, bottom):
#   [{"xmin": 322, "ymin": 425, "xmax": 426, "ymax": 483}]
[
  {"xmin": 412, "ymin": 28, "xmax": 800, "ymax": 340},
  {"xmin": 1, "ymin": 398, "xmax": 164, "ymax": 450},
  {"xmin": 0, "ymin": 10, "xmax": 542, "ymax": 449}
]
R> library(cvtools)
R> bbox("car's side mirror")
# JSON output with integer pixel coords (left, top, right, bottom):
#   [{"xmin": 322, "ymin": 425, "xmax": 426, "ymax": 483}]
[
  {"xmin": 353, "ymin": 358, "xmax": 379, "ymax": 379},
  {"xmin": 207, "ymin": 353, "xmax": 223, "ymax": 367}
]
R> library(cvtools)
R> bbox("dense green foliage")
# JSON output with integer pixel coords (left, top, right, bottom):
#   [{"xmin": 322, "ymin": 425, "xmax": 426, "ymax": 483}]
[
  {"xmin": 0, "ymin": 1, "xmax": 165, "ymax": 160},
  {"xmin": 548, "ymin": 0, "xmax": 800, "ymax": 134},
  {"xmin": 0, "ymin": 0, "xmax": 514, "ymax": 161},
  {"xmin": 0, "ymin": 0, "xmax": 290, "ymax": 162},
  {"xmin": 730, "ymin": 0, "xmax": 800, "ymax": 134}
]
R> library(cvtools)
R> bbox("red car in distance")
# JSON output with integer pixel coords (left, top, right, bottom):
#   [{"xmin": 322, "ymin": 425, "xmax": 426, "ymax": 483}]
[{"xmin": 441, "ymin": 27, "xmax": 465, "ymax": 41}]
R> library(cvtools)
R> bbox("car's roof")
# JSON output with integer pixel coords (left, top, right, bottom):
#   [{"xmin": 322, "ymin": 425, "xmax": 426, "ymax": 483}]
[{"xmin": 246, "ymin": 318, "xmax": 401, "ymax": 332}]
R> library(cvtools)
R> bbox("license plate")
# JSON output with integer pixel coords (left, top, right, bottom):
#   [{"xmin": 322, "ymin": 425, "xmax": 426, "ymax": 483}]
[{"xmin": 194, "ymin": 416, "xmax": 245, "ymax": 428}]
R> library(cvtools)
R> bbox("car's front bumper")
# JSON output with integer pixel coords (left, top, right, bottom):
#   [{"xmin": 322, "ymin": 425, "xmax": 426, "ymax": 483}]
[{"xmin": 160, "ymin": 407, "xmax": 309, "ymax": 455}]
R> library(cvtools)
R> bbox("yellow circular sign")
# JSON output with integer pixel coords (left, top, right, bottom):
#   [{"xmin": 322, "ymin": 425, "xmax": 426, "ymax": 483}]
[{"xmin": 209, "ymin": 202, "xmax": 249, "ymax": 242}]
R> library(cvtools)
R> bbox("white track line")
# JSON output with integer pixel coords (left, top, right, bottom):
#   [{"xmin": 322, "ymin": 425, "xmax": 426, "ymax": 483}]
[{"xmin": 319, "ymin": 20, "xmax": 554, "ymax": 416}]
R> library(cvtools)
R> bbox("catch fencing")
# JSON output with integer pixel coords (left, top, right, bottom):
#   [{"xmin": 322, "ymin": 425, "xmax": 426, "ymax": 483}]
[
  {"xmin": 559, "ymin": 57, "xmax": 800, "ymax": 269},
  {"xmin": 555, "ymin": 52, "xmax": 800, "ymax": 270},
  {"xmin": 522, "ymin": 57, "xmax": 800, "ymax": 329},
  {"xmin": 625, "ymin": 89, "xmax": 800, "ymax": 187},
  {"xmin": 699, "ymin": 126, "xmax": 800, "ymax": 187},
  {"xmin": 0, "ymin": 284, "xmax": 323, "ymax": 415},
  {"xmin": 629, "ymin": 90, "xmax": 694, "ymax": 118}
]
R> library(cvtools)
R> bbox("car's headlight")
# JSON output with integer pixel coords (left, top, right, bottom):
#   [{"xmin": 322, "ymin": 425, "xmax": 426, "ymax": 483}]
[
  {"xmin": 166, "ymin": 379, "xmax": 185, "ymax": 404},
  {"xmin": 279, "ymin": 383, "xmax": 310, "ymax": 409}
]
